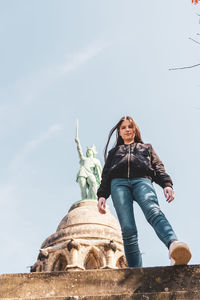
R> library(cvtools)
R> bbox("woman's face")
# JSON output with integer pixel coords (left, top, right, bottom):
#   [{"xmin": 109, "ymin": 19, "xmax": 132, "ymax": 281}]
[{"xmin": 119, "ymin": 119, "xmax": 135, "ymax": 144}]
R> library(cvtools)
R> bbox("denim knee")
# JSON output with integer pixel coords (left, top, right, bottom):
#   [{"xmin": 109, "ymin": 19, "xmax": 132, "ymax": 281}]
[
  {"xmin": 145, "ymin": 207, "xmax": 164, "ymax": 223},
  {"xmin": 121, "ymin": 225, "xmax": 138, "ymax": 239}
]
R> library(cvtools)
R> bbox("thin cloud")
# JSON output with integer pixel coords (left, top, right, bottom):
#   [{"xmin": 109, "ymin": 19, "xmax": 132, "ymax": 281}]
[
  {"xmin": 0, "ymin": 183, "xmax": 18, "ymax": 207},
  {"xmin": 15, "ymin": 39, "xmax": 110, "ymax": 104},
  {"xmin": 8, "ymin": 123, "xmax": 64, "ymax": 173},
  {"xmin": 55, "ymin": 40, "xmax": 110, "ymax": 77},
  {"xmin": 0, "ymin": 40, "xmax": 110, "ymax": 132},
  {"xmin": 28, "ymin": 124, "xmax": 64, "ymax": 149}
]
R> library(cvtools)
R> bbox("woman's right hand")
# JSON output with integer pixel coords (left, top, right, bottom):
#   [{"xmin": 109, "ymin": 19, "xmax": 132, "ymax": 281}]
[{"xmin": 97, "ymin": 197, "xmax": 106, "ymax": 214}]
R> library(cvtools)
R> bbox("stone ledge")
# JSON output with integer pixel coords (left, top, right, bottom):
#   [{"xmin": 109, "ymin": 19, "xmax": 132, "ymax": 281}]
[
  {"xmin": 1, "ymin": 265, "xmax": 200, "ymax": 299},
  {"xmin": 1, "ymin": 292, "xmax": 200, "ymax": 300}
]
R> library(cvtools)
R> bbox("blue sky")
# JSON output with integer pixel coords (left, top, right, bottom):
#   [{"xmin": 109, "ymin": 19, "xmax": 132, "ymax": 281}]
[{"xmin": 0, "ymin": 0, "xmax": 200, "ymax": 274}]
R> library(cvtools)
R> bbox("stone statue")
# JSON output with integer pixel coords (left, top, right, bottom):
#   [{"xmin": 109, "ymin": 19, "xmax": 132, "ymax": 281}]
[{"xmin": 75, "ymin": 120, "xmax": 102, "ymax": 200}]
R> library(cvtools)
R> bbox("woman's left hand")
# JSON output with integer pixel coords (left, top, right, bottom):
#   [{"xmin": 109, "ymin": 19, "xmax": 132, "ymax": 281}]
[{"xmin": 164, "ymin": 187, "xmax": 175, "ymax": 203}]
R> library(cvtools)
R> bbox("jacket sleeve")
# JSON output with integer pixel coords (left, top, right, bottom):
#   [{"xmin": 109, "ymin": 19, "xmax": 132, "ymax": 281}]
[
  {"xmin": 97, "ymin": 150, "xmax": 114, "ymax": 200},
  {"xmin": 148, "ymin": 144, "xmax": 173, "ymax": 189}
]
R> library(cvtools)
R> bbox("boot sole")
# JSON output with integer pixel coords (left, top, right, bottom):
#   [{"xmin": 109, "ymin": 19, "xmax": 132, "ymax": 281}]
[{"xmin": 170, "ymin": 245, "xmax": 191, "ymax": 265}]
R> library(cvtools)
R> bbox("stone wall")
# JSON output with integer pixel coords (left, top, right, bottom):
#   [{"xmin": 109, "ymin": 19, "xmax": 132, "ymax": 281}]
[{"xmin": 1, "ymin": 265, "xmax": 200, "ymax": 299}]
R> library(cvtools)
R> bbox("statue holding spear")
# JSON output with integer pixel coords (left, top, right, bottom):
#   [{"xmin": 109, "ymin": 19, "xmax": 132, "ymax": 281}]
[{"xmin": 75, "ymin": 120, "xmax": 102, "ymax": 200}]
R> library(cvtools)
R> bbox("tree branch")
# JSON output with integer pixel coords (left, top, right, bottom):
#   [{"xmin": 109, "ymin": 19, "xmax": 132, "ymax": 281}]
[
  {"xmin": 189, "ymin": 37, "xmax": 200, "ymax": 45},
  {"xmin": 169, "ymin": 63, "xmax": 200, "ymax": 71}
]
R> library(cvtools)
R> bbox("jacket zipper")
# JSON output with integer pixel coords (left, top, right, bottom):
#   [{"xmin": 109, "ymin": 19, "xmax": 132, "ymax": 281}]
[{"xmin": 128, "ymin": 144, "xmax": 131, "ymax": 178}]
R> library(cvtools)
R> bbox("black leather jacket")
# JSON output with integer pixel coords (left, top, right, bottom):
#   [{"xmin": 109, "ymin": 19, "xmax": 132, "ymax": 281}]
[{"xmin": 97, "ymin": 142, "xmax": 173, "ymax": 199}]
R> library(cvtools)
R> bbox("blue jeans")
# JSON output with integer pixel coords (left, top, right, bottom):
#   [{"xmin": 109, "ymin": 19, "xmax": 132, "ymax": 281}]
[{"xmin": 111, "ymin": 177, "xmax": 177, "ymax": 267}]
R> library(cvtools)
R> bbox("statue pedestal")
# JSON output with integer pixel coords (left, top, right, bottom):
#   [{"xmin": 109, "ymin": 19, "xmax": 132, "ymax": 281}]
[
  {"xmin": 68, "ymin": 199, "xmax": 98, "ymax": 211},
  {"xmin": 32, "ymin": 200, "xmax": 127, "ymax": 272}
]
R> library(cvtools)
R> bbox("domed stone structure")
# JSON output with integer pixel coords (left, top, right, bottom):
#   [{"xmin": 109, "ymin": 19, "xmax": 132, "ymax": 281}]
[{"xmin": 31, "ymin": 200, "xmax": 127, "ymax": 272}]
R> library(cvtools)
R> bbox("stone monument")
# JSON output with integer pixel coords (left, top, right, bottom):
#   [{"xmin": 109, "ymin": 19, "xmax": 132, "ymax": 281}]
[{"xmin": 31, "ymin": 121, "xmax": 127, "ymax": 272}]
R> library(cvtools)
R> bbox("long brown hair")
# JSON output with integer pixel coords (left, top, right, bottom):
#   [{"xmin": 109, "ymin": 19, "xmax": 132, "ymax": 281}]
[{"xmin": 104, "ymin": 116, "xmax": 143, "ymax": 161}]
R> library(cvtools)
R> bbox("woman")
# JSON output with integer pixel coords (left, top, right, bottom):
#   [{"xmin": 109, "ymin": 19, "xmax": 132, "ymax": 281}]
[{"xmin": 97, "ymin": 116, "xmax": 191, "ymax": 267}]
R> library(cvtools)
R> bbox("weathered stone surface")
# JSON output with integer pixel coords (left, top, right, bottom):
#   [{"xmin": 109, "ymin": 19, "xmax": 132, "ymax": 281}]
[
  {"xmin": 1, "ymin": 265, "xmax": 200, "ymax": 299},
  {"xmin": 1, "ymin": 294, "xmax": 200, "ymax": 300},
  {"xmin": 1, "ymin": 295, "xmax": 200, "ymax": 300},
  {"xmin": 32, "ymin": 201, "xmax": 127, "ymax": 272},
  {"xmin": 44, "ymin": 200, "xmax": 123, "ymax": 246}
]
